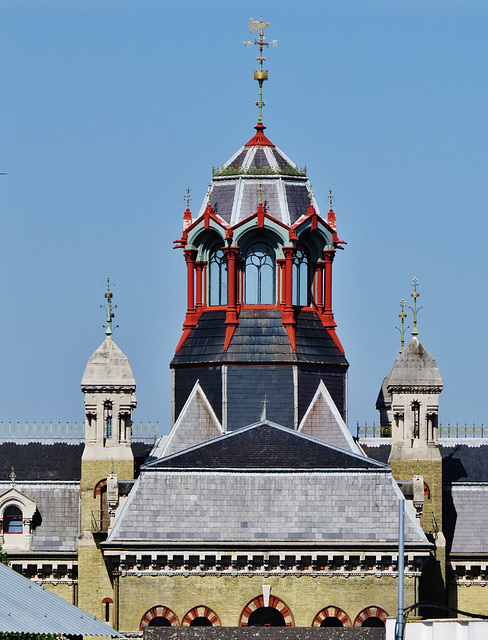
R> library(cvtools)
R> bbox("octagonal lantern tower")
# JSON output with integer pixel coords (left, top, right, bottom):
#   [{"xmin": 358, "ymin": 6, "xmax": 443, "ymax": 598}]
[{"xmin": 171, "ymin": 19, "xmax": 348, "ymax": 431}]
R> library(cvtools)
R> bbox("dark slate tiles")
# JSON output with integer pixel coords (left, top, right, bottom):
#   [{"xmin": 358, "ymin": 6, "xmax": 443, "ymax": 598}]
[
  {"xmin": 272, "ymin": 148, "xmax": 294, "ymax": 169},
  {"xmin": 0, "ymin": 443, "xmax": 83, "ymax": 480},
  {"xmin": 285, "ymin": 183, "xmax": 310, "ymax": 224},
  {"xmin": 229, "ymin": 149, "xmax": 247, "ymax": 168},
  {"xmin": 211, "ymin": 183, "xmax": 236, "ymax": 223},
  {"xmin": 441, "ymin": 444, "xmax": 488, "ymax": 482},
  {"xmin": 148, "ymin": 422, "xmax": 383, "ymax": 470},
  {"xmin": 252, "ymin": 149, "xmax": 270, "ymax": 169}
]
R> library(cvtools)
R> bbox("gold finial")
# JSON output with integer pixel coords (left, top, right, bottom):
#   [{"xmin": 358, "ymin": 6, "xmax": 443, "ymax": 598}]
[
  {"xmin": 257, "ymin": 183, "xmax": 263, "ymax": 204},
  {"xmin": 184, "ymin": 187, "xmax": 191, "ymax": 209},
  {"xmin": 395, "ymin": 299, "xmax": 409, "ymax": 353},
  {"xmin": 244, "ymin": 17, "xmax": 277, "ymax": 124},
  {"xmin": 408, "ymin": 277, "xmax": 423, "ymax": 337},
  {"xmin": 329, "ymin": 188, "xmax": 334, "ymax": 209}
]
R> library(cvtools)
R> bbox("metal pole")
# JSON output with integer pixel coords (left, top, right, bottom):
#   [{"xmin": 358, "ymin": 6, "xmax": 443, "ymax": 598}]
[{"xmin": 397, "ymin": 497, "xmax": 405, "ymax": 640}]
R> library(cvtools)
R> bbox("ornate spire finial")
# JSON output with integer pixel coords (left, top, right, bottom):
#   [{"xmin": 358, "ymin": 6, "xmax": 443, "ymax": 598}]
[
  {"xmin": 329, "ymin": 188, "xmax": 334, "ymax": 210},
  {"xmin": 244, "ymin": 17, "xmax": 277, "ymax": 124},
  {"xmin": 395, "ymin": 299, "xmax": 409, "ymax": 353},
  {"xmin": 10, "ymin": 466, "xmax": 16, "ymax": 485},
  {"xmin": 100, "ymin": 278, "xmax": 118, "ymax": 337},
  {"xmin": 184, "ymin": 187, "xmax": 191, "ymax": 209},
  {"xmin": 408, "ymin": 277, "xmax": 423, "ymax": 337}
]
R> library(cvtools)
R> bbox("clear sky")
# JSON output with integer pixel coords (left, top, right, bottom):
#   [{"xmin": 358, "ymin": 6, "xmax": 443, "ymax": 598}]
[{"xmin": 1, "ymin": 0, "xmax": 487, "ymax": 434}]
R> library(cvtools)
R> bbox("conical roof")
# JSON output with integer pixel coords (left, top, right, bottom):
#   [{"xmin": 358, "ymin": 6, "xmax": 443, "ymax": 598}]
[
  {"xmin": 81, "ymin": 336, "xmax": 135, "ymax": 388},
  {"xmin": 195, "ymin": 123, "xmax": 318, "ymax": 227},
  {"xmin": 386, "ymin": 337, "xmax": 443, "ymax": 390}
]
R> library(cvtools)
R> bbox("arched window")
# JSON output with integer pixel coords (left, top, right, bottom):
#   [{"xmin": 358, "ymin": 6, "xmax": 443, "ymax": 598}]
[
  {"xmin": 104, "ymin": 401, "xmax": 112, "ymax": 439},
  {"xmin": 245, "ymin": 242, "xmax": 275, "ymax": 304},
  {"xmin": 412, "ymin": 401, "xmax": 420, "ymax": 438},
  {"xmin": 292, "ymin": 247, "xmax": 309, "ymax": 306},
  {"xmin": 209, "ymin": 248, "xmax": 227, "ymax": 306},
  {"xmin": 3, "ymin": 506, "xmax": 22, "ymax": 533}
]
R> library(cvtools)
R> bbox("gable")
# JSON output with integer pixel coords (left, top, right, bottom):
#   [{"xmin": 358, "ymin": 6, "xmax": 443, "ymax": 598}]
[
  {"xmin": 161, "ymin": 381, "xmax": 223, "ymax": 457},
  {"xmin": 298, "ymin": 381, "xmax": 361, "ymax": 454},
  {"xmin": 146, "ymin": 421, "xmax": 386, "ymax": 471}
]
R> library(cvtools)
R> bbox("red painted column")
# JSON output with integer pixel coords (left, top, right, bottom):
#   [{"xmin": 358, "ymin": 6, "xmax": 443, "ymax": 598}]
[
  {"xmin": 315, "ymin": 261, "xmax": 324, "ymax": 313},
  {"xmin": 195, "ymin": 261, "xmax": 204, "ymax": 309},
  {"xmin": 323, "ymin": 250, "xmax": 335, "ymax": 316},
  {"xmin": 281, "ymin": 247, "xmax": 297, "ymax": 350},
  {"xmin": 223, "ymin": 247, "xmax": 239, "ymax": 350},
  {"xmin": 224, "ymin": 247, "xmax": 238, "ymax": 314},
  {"xmin": 277, "ymin": 259, "xmax": 285, "ymax": 305},
  {"xmin": 183, "ymin": 249, "xmax": 197, "ymax": 328}
]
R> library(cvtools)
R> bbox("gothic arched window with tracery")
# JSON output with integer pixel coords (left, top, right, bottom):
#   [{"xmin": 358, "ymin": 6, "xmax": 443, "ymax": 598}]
[
  {"xmin": 292, "ymin": 247, "xmax": 309, "ymax": 306},
  {"xmin": 245, "ymin": 242, "xmax": 275, "ymax": 304},
  {"xmin": 209, "ymin": 248, "xmax": 228, "ymax": 306}
]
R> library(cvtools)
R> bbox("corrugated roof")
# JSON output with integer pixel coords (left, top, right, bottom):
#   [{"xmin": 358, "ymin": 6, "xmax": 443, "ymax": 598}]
[{"xmin": 0, "ymin": 562, "xmax": 122, "ymax": 636}]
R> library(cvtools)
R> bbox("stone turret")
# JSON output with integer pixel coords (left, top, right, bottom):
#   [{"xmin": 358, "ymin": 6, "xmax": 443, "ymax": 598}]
[
  {"xmin": 78, "ymin": 282, "xmax": 136, "ymax": 622},
  {"xmin": 81, "ymin": 335, "xmax": 136, "ymax": 461}
]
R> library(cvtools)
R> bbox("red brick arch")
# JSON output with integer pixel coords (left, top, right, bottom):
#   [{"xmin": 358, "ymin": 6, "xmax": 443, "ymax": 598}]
[
  {"xmin": 93, "ymin": 478, "xmax": 107, "ymax": 497},
  {"xmin": 139, "ymin": 605, "xmax": 179, "ymax": 630},
  {"xmin": 354, "ymin": 606, "xmax": 389, "ymax": 627},
  {"xmin": 312, "ymin": 606, "xmax": 352, "ymax": 627},
  {"xmin": 181, "ymin": 605, "xmax": 221, "ymax": 626},
  {"xmin": 239, "ymin": 594, "xmax": 294, "ymax": 627}
]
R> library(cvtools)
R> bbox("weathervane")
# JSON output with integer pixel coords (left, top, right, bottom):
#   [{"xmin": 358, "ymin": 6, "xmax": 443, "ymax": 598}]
[
  {"xmin": 244, "ymin": 17, "xmax": 277, "ymax": 124},
  {"xmin": 328, "ymin": 188, "xmax": 335, "ymax": 209},
  {"xmin": 184, "ymin": 187, "xmax": 191, "ymax": 209},
  {"xmin": 408, "ymin": 277, "xmax": 422, "ymax": 337},
  {"xmin": 101, "ymin": 277, "xmax": 118, "ymax": 337},
  {"xmin": 395, "ymin": 299, "xmax": 409, "ymax": 353}
]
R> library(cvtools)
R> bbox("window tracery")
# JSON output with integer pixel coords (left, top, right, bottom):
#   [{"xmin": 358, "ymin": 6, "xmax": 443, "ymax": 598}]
[
  {"xmin": 245, "ymin": 242, "xmax": 275, "ymax": 304},
  {"xmin": 209, "ymin": 248, "xmax": 228, "ymax": 306}
]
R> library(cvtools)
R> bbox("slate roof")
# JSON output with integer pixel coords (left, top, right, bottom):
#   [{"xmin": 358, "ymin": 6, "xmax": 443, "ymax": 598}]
[
  {"xmin": 444, "ymin": 484, "xmax": 488, "ymax": 554},
  {"xmin": 0, "ymin": 481, "xmax": 79, "ymax": 552},
  {"xmin": 171, "ymin": 309, "xmax": 348, "ymax": 367},
  {"xmin": 107, "ymin": 424, "xmax": 426, "ymax": 546},
  {"xmin": 361, "ymin": 442, "xmax": 488, "ymax": 482},
  {"xmin": 0, "ymin": 561, "xmax": 121, "ymax": 636},
  {"xmin": 145, "ymin": 421, "xmax": 384, "ymax": 471},
  {"xmin": 0, "ymin": 442, "xmax": 83, "ymax": 480},
  {"xmin": 193, "ymin": 127, "xmax": 319, "ymax": 228},
  {"xmin": 0, "ymin": 441, "xmax": 154, "ymax": 480}
]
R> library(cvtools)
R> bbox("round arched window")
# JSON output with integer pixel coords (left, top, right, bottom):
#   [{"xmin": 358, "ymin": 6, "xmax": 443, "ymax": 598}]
[
  {"xmin": 245, "ymin": 242, "xmax": 275, "ymax": 304},
  {"xmin": 3, "ymin": 506, "xmax": 22, "ymax": 533}
]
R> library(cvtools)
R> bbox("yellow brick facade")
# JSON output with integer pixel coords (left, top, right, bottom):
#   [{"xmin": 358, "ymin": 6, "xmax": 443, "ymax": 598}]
[{"xmin": 117, "ymin": 573, "xmax": 417, "ymax": 631}]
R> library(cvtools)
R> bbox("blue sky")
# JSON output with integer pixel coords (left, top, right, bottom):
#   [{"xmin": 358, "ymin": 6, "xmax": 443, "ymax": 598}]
[{"xmin": 1, "ymin": 0, "xmax": 487, "ymax": 433}]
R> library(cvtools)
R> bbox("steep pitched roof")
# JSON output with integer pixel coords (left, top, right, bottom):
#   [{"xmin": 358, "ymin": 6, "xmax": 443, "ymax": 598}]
[
  {"xmin": 161, "ymin": 381, "xmax": 223, "ymax": 457},
  {"xmin": 387, "ymin": 337, "xmax": 443, "ymax": 390},
  {"xmin": 298, "ymin": 380, "xmax": 361, "ymax": 454},
  {"xmin": 81, "ymin": 335, "xmax": 135, "ymax": 388},
  {"xmin": 145, "ymin": 421, "xmax": 385, "ymax": 471}
]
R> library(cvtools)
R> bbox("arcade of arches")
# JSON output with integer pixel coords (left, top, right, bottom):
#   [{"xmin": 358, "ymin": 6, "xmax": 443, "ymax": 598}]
[{"xmin": 139, "ymin": 600, "xmax": 388, "ymax": 629}]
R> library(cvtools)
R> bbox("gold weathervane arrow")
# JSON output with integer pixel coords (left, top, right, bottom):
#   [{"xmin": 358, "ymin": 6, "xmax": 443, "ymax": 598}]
[{"xmin": 243, "ymin": 17, "xmax": 277, "ymax": 124}]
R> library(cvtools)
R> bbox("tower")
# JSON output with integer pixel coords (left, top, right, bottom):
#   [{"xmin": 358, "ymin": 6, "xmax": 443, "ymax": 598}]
[
  {"xmin": 376, "ymin": 281, "xmax": 446, "ymax": 613},
  {"xmin": 78, "ymin": 280, "xmax": 136, "ymax": 621},
  {"xmin": 171, "ymin": 19, "xmax": 348, "ymax": 431}
]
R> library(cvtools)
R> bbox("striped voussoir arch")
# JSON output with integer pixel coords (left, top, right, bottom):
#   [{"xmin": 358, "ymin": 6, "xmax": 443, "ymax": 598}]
[
  {"xmin": 181, "ymin": 605, "xmax": 221, "ymax": 626},
  {"xmin": 354, "ymin": 606, "xmax": 389, "ymax": 627},
  {"xmin": 139, "ymin": 605, "xmax": 179, "ymax": 630},
  {"xmin": 239, "ymin": 594, "xmax": 294, "ymax": 627},
  {"xmin": 312, "ymin": 606, "xmax": 352, "ymax": 627}
]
